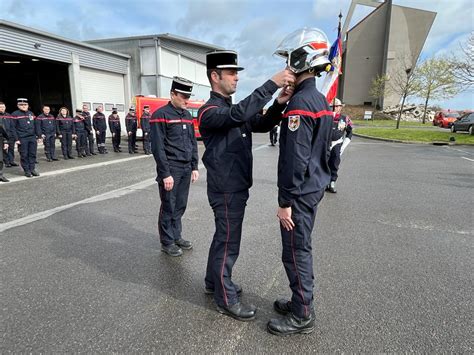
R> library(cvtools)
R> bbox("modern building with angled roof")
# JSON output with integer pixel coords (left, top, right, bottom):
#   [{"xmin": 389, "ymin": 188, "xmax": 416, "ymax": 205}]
[{"xmin": 340, "ymin": 0, "xmax": 436, "ymax": 108}]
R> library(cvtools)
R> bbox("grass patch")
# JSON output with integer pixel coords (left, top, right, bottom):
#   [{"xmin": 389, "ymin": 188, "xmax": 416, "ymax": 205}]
[
  {"xmin": 352, "ymin": 119, "xmax": 430, "ymax": 127},
  {"xmin": 355, "ymin": 127, "xmax": 474, "ymax": 144}
]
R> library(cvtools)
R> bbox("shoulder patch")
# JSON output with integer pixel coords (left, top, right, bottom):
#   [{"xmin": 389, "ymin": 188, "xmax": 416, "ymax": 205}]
[{"xmin": 288, "ymin": 115, "xmax": 300, "ymax": 131}]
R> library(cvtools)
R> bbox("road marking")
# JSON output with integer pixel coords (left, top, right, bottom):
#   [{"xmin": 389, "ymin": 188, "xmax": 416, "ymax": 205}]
[
  {"xmin": 0, "ymin": 144, "xmax": 269, "ymax": 233},
  {"xmin": 445, "ymin": 146, "xmax": 474, "ymax": 156},
  {"xmin": 1, "ymin": 155, "xmax": 152, "ymax": 184},
  {"xmin": 461, "ymin": 156, "xmax": 474, "ymax": 162}
]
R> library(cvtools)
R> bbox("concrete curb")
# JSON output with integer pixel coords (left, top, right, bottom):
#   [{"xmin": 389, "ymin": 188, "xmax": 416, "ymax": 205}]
[{"xmin": 353, "ymin": 133, "xmax": 474, "ymax": 146}]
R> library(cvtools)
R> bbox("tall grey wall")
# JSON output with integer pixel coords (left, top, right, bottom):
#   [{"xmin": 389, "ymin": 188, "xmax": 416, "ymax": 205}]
[{"xmin": 342, "ymin": 2, "xmax": 390, "ymax": 106}]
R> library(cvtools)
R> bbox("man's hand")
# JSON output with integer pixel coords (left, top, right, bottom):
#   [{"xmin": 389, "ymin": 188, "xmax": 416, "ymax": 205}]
[
  {"xmin": 58, "ymin": 135, "xmax": 62, "ymax": 139},
  {"xmin": 96, "ymin": 131, "xmax": 100, "ymax": 135},
  {"xmin": 72, "ymin": 134, "xmax": 77, "ymax": 139},
  {"xmin": 112, "ymin": 133, "xmax": 115, "ymax": 137},
  {"xmin": 277, "ymin": 85, "xmax": 295, "ymax": 104},
  {"xmin": 41, "ymin": 134, "xmax": 46, "ymax": 139},
  {"xmin": 277, "ymin": 207, "xmax": 295, "ymax": 231},
  {"xmin": 3, "ymin": 143, "xmax": 8, "ymax": 150},
  {"xmin": 271, "ymin": 69, "xmax": 296, "ymax": 88},
  {"xmin": 163, "ymin": 176, "xmax": 174, "ymax": 191},
  {"xmin": 15, "ymin": 140, "xmax": 20, "ymax": 145},
  {"xmin": 128, "ymin": 131, "xmax": 132, "ymax": 136},
  {"xmin": 191, "ymin": 170, "xmax": 199, "ymax": 183},
  {"xmin": 37, "ymin": 138, "xmax": 42, "ymax": 144}
]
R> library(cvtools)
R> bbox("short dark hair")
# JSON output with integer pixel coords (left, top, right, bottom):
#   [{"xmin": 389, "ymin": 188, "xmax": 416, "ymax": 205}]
[
  {"xmin": 42, "ymin": 105, "xmax": 50, "ymax": 109},
  {"xmin": 0, "ymin": 101, "xmax": 5, "ymax": 105},
  {"xmin": 206, "ymin": 69, "xmax": 222, "ymax": 83}
]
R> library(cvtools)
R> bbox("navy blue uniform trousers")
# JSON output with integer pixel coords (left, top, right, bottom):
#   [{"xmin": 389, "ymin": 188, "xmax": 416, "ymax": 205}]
[
  {"xmin": 328, "ymin": 143, "xmax": 342, "ymax": 181},
  {"xmin": 19, "ymin": 137, "xmax": 37, "ymax": 173},
  {"xmin": 60, "ymin": 132, "xmax": 73, "ymax": 157},
  {"xmin": 280, "ymin": 189, "xmax": 325, "ymax": 319},
  {"xmin": 205, "ymin": 189, "xmax": 249, "ymax": 308},
  {"xmin": 44, "ymin": 134, "xmax": 56, "ymax": 159},
  {"xmin": 158, "ymin": 164, "xmax": 192, "ymax": 246}
]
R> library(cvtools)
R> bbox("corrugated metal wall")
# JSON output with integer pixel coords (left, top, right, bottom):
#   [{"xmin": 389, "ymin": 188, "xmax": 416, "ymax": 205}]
[
  {"xmin": 160, "ymin": 38, "xmax": 207, "ymax": 64},
  {"xmin": 0, "ymin": 26, "xmax": 129, "ymax": 74}
]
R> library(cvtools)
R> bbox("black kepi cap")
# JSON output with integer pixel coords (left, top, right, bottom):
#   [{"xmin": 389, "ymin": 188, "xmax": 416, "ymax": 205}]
[
  {"xmin": 75, "ymin": 109, "xmax": 82, "ymax": 113},
  {"xmin": 143, "ymin": 105, "xmax": 150, "ymax": 109},
  {"xmin": 206, "ymin": 50, "xmax": 244, "ymax": 71},
  {"xmin": 171, "ymin": 76, "xmax": 194, "ymax": 97},
  {"xmin": 17, "ymin": 98, "xmax": 28, "ymax": 103}
]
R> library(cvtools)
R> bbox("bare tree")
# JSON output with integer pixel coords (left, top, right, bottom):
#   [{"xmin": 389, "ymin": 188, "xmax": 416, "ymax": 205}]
[
  {"xmin": 387, "ymin": 53, "xmax": 421, "ymax": 129},
  {"xmin": 451, "ymin": 32, "xmax": 474, "ymax": 90},
  {"xmin": 369, "ymin": 74, "xmax": 391, "ymax": 110},
  {"xmin": 416, "ymin": 57, "xmax": 459, "ymax": 124}
]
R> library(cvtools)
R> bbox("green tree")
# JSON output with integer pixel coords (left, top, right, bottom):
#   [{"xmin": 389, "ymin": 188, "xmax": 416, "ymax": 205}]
[
  {"xmin": 388, "ymin": 54, "xmax": 421, "ymax": 129},
  {"xmin": 451, "ymin": 33, "xmax": 473, "ymax": 90},
  {"xmin": 369, "ymin": 74, "xmax": 390, "ymax": 110},
  {"xmin": 416, "ymin": 57, "xmax": 459, "ymax": 124}
]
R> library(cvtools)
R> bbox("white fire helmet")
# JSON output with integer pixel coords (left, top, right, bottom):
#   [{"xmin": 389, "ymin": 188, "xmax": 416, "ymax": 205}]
[{"xmin": 274, "ymin": 27, "xmax": 331, "ymax": 74}]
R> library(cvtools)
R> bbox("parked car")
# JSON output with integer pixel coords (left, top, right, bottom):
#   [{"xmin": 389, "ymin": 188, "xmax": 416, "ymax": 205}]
[
  {"xmin": 433, "ymin": 110, "xmax": 460, "ymax": 128},
  {"xmin": 451, "ymin": 112, "xmax": 474, "ymax": 135}
]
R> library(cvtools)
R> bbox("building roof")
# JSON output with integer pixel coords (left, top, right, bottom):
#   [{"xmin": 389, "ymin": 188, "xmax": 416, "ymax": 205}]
[
  {"xmin": 87, "ymin": 33, "xmax": 223, "ymax": 51},
  {"xmin": 0, "ymin": 19, "xmax": 130, "ymax": 59}
]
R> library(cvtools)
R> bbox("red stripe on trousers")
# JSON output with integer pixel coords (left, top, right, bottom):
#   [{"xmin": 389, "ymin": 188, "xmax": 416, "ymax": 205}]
[
  {"xmin": 291, "ymin": 228, "xmax": 309, "ymax": 317},
  {"xmin": 220, "ymin": 193, "xmax": 230, "ymax": 306}
]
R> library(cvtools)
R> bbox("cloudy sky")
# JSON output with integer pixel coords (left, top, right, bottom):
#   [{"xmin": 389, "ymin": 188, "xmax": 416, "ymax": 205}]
[{"xmin": 1, "ymin": 0, "xmax": 472, "ymax": 109}]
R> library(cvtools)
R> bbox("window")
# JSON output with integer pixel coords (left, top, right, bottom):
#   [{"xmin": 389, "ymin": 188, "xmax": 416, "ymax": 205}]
[
  {"xmin": 82, "ymin": 102, "xmax": 91, "ymax": 110},
  {"xmin": 105, "ymin": 103, "xmax": 114, "ymax": 111},
  {"xmin": 116, "ymin": 104, "xmax": 125, "ymax": 112},
  {"xmin": 93, "ymin": 103, "xmax": 103, "ymax": 111}
]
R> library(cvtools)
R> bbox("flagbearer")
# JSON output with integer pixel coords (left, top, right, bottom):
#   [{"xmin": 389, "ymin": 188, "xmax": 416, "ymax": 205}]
[
  {"xmin": 327, "ymin": 98, "xmax": 352, "ymax": 193},
  {"xmin": 150, "ymin": 76, "xmax": 199, "ymax": 257}
]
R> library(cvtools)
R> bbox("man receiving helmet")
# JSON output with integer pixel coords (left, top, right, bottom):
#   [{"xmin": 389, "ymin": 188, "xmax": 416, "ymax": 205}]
[{"xmin": 269, "ymin": 28, "xmax": 333, "ymax": 336}]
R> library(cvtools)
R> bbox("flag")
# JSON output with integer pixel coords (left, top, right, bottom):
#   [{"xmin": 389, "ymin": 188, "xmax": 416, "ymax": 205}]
[{"xmin": 321, "ymin": 18, "xmax": 343, "ymax": 105}]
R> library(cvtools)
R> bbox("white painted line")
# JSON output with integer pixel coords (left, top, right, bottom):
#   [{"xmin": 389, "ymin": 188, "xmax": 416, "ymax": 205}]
[
  {"xmin": 0, "ymin": 144, "xmax": 268, "ymax": 232},
  {"xmin": 0, "ymin": 178, "xmax": 157, "ymax": 233},
  {"xmin": 1, "ymin": 155, "xmax": 152, "ymax": 184},
  {"xmin": 461, "ymin": 156, "xmax": 474, "ymax": 162},
  {"xmin": 445, "ymin": 146, "xmax": 474, "ymax": 156}
]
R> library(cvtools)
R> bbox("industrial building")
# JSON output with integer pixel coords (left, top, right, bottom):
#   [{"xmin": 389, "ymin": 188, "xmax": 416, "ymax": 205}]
[
  {"xmin": 86, "ymin": 34, "xmax": 222, "ymax": 101},
  {"xmin": 341, "ymin": 0, "xmax": 436, "ymax": 108}
]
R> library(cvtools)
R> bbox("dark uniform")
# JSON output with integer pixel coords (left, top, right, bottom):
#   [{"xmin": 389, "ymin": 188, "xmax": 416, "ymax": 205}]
[
  {"xmin": 73, "ymin": 111, "xmax": 87, "ymax": 157},
  {"xmin": 140, "ymin": 107, "xmax": 151, "ymax": 154},
  {"xmin": 199, "ymin": 52, "xmax": 287, "ymax": 312},
  {"xmin": 11, "ymin": 99, "xmax": 40, "ymax": 176},
  {"xmin": 36, "ymin": 112, "xmax": 57, "ymax": 161},
  {"xmin": 1, "ymin": 111, "xmax": 17, "ymax": 167},
  {"xmin": 277, "ymin": 77, "xmax": 332, "ymax": 320},
  {"xmin": 328, "ymin": 112, "xmax": 352, "ymax": 189},
  {"xmin": 0, "ymin": 113, "xmax": 9, "ymax": 181},
  {"xmin": 269, "ymin": 123, "xmax": 279, "ymax": 146},
  {"xmin": 125, "ymin": 109, "xmax": 138, "ymax": 154},
  {"xmin": 82, "ymin": 110, "xmax": 96, "ymax": 155},
  {"xmin": 108, "ymin": 110, "xmax": 121, "ymax": 152},
  {"xmin": 150, "ymin": 77, "xmax": 199, "ymax": 254},
  {"xmin": 56, "ymin": 109, "xmax": 75, "ymax": 159},
  {"xmin": 93, "ymin": 110, "xmax": 107, "ymax": 154}
]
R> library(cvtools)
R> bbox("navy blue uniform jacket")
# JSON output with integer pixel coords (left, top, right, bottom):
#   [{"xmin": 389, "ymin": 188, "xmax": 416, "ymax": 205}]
[
  {"xmin": 198, "ymin": 80, "xmax": 286, "ymax": 193},
  {"xmin": 150, "ymin": 102, "xmax": 199, "ymax": 179},
  {"xmin": 277, "ymin": 77, "xmax": 332, "ymax": 207}
]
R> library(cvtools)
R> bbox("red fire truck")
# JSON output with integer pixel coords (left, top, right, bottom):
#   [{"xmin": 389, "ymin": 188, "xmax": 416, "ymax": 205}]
[{"xmin": 134, "ymin": 96, "xmax": 205, "ymax": 139}]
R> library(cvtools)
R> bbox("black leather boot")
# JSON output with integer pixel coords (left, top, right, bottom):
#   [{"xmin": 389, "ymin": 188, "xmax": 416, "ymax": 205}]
[
  {"xmin": 216, "ymin": 302, "xmax": 256, "ymax": 322},
  {"xmin": 267, "ymin": 312, "xmax": 315, "ymax": 336}
]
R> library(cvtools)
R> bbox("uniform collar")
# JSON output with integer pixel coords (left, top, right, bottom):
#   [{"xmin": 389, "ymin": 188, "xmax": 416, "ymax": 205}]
[
  {"xmin": 295, "ymin": 77, "xmax": 316, "ymax": 93},
  {"xmin": 167, "ymin": 101, "xmax": 185, "ymax": 115},
  {"xmin": 210, "ymin": 91, "xmax": 232, "ymax": 106}
]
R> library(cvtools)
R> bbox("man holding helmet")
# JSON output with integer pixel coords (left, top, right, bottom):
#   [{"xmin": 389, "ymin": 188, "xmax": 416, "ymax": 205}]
[{"xmin": 269, "ymin": 28, "xmax": 333, "ymax": 336}]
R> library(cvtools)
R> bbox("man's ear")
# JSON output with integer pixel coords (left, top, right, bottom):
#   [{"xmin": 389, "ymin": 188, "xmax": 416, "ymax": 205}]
[{"xmin": 211, "ymin": 70, "xmax": 219, "ymax": 84}]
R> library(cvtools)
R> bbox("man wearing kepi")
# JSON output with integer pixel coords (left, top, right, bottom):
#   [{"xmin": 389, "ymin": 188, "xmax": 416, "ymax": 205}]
[
  {"xmin": 11, "ymin": 98, "xmax": 41, "ymax": 177},
  {"xmin": 268, "ymin": 28, "xmax": 333, "ymax": 336},
  {"xmin": 199, "ymin": 50, "xmax": 295, "ymax": 321},
  {"xmin": 140, "ymin": 105, "xmax": 152, "ymax": 155},
  {"xmin": 125, "ymin": 107, "xmax": 138, "ymax": 154},
  {"xmin": 93, "ymin": 105, "xmax": 108, "ymax": 154},
  {"xmin": 150, "ymin": 77, "xmax": 199, "ymax": 257},
  {"xmin": 326, "ymin": 98, "xmax": 352, "ymax": 193}
]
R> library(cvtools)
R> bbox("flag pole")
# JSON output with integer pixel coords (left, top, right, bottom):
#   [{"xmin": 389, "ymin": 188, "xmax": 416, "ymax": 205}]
[{"xmin": 333, "ymin": 11, "xmax": 343, "ymax": 112}]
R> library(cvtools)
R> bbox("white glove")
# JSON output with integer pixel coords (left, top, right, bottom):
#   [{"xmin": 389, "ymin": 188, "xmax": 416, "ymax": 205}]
[
  {"xmin": 330, "ymin": 138, "xmax": 343, "ymax": 150},
  {"xmin": 340, "ymin": 138, "xmax": 351, "ymax": 155}
]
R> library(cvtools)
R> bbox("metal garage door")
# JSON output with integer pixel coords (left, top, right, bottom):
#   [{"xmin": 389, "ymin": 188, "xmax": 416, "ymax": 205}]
[{"xmin": 80, "ymin": 67, "xmax": 126, "ymax": 136}]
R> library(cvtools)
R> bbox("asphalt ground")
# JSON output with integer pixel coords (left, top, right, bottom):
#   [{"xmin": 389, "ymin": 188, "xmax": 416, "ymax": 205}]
[{"xmin": 1, "ymin": 135, "xmax": 473, "ymax": 352}]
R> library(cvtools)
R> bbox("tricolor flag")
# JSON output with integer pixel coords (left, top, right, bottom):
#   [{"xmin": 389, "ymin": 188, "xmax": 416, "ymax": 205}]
[{"xmin": 321, "ymin": 18, "xmax": 343, "ymax": 105}]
